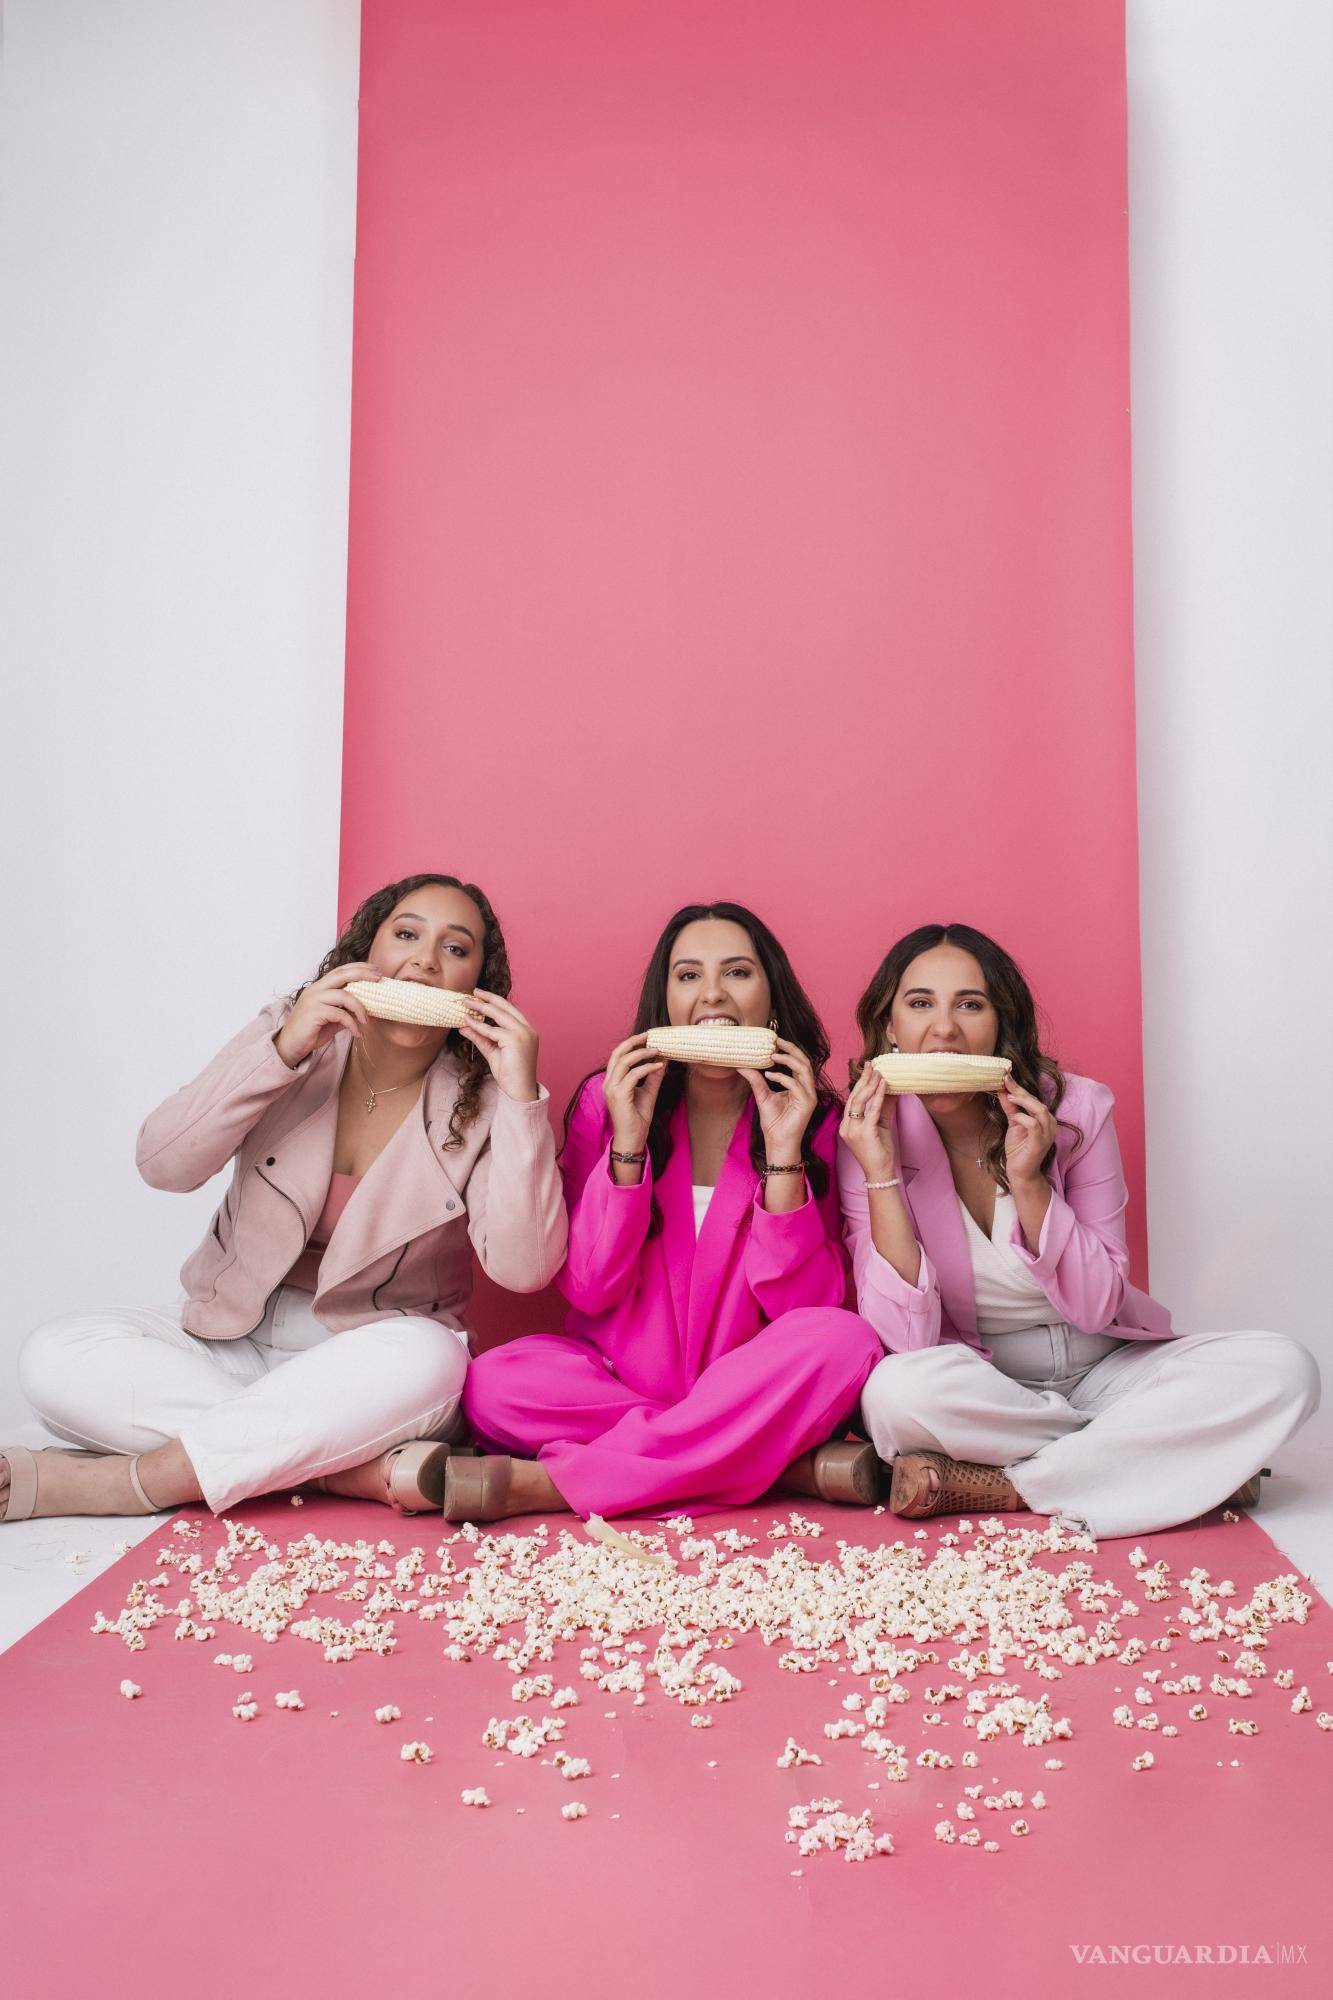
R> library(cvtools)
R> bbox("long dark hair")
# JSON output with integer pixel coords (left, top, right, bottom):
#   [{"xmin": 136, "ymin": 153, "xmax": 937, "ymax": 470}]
[
  {"xmin": 565, "ymin": 902, "xmax": 839, "ymax": 1234},
  {"xmin": 302, "ymin": 872, "xmax": 512, "ymax": 1151},
  {"xmin": 853, "ymin": 922, "xmax": 1080, "ymax": 1189}
]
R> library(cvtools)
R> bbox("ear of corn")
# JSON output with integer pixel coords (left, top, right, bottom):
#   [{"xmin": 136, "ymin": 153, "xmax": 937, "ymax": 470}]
[
  {"xmin": 645, "ymin": 1024, "xmax": 777, "ymax": 1070},
  {"xmin": 869, "ymin": 1053, "xmax": 1012, "ymax": 1095},
  {"xmin": 346, "ymin": 979, "xmax": 481, "ymax": 1030}
]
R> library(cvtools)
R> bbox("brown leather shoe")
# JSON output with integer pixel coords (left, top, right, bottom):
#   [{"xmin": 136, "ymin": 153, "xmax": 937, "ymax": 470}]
[
  {"xmin": 780, "ymin": 1440, "xmax": 881, "ymax": 1506},
  {"xmin": 442, "ymin": 1454, "xmax": 515, "ymax": 1523},
  {"xmin": 1223, "ymin": 1472, "xmax": 1263, "ymax": 1510},
  {"xmin": 888, "ymin": 1450, "xmax": 1025, "ymax": 1520}
]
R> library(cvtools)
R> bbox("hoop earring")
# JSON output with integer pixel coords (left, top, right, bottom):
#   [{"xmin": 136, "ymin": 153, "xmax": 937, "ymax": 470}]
[{"xmin": 767, "ymin": 1015, "xmax": 779, "ymax": 1032}]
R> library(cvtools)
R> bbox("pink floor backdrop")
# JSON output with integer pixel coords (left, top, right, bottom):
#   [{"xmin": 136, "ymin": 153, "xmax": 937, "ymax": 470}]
[{"xmin": 341, "ymin": 0, "xmax": 1145, "ymax": 1337}]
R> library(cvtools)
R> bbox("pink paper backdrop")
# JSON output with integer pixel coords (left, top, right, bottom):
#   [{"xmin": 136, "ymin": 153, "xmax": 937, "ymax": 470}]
[{"xmin": 342, "ymin": 0, "xmax": 1145, "ymax": 1338}]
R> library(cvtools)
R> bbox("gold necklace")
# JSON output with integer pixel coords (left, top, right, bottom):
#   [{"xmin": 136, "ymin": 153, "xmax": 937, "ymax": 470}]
[{"xmin": 354, "ymin": 1042, "xmax": 408, "ymax": 1115}]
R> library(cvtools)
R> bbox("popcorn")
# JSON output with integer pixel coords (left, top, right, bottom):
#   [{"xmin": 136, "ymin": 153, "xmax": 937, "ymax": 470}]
[
  {"xmin": 119, "ymin": 1680, "xmax": 141, "ymax": 1699},
  {"xmin": 232, "ymin": 1699, "xmax": 260, "ymax": 1721},
  {"xmin": 1291, "ymin": 1687, "xmax": 1312, "ymax": 1714},
  {"xmin": 1010, "ymin": 1819, "xmax": 1030, "ymax": 1837},
  {"xmin": 560, "ymin": 1802, "xmax": 588, "ymax": 1821},
  {"xmin": 1316, "ymin": 1714, "xmax": 1333, "ymax": 1731},
  {"xmin": 777, "ymin": 1738, "xmax": 822, "ymax": 1770},
  {"xmin": 1228, "ymin": 1718, "xmax": 1259, "ymax": 1736},
  {"xmin": 460, "ymin": 1788, "xmax": 491, "ymax": 1807},
  {"xmin": 275, "ymin": 1690, "xmax": 304, "ymax": 1709},
  {"xmin": 1044, "ymin": 1759, "xmax": 1063, "ymax": 1771},
  {"xmin": 1131, "ymin": 1752, "xmax": 1154, "ymax": 1771},
  {"xmin": 690, "ymin": 1714, "xmax": 713, "ymax": 1729},
  {"xmin": 554, "ymin": 1754, "xmax": 592, "ymax": 1781},
  {"xmin": 400, "ymin": 1741, "xmax": 433, "ymax": 1763}
]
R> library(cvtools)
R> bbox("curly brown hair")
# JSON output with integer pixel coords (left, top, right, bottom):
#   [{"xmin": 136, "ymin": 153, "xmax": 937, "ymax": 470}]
[
  {"xmin": 852, "ymin": 922, "xmax": 1080, "ymax": 1189},
  {"xmin": 303, "ymin": 872, "xmax": 512, "ymax": 1152}
]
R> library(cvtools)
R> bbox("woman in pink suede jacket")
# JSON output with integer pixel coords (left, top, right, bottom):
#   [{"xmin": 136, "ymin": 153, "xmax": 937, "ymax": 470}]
[
  {"xmin": 2, "ymin": 874, "xmax": 567, "ymax": 1525},
  {"xmin": 840, "ymin": 922, "xmax": 1319, "ymax": 1539},
  {"xmin": 455, "ymin": 902, "xmax": 883, "ymax": 1522}
]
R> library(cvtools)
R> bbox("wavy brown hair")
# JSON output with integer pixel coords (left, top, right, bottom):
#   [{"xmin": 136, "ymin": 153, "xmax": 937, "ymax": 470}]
[
  {"xmin": 564, "ymin": 901, "xmax": 840, "ymax": 1235},
  {"xmin": 853, "ymin": 922, "xmax": 1080, "ymax": 1189},
  {"xmin": 302, "ymin": 872, "xmax": 512, "ymax": 1152}
]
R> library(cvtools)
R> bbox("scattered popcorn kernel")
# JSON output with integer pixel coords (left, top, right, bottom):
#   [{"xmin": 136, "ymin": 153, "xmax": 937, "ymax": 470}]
[
  {"xmin": 274, "ymin": 1690, "xmax": 303, "ymax": 1710},
  {"xmin": 561, "ymin": 1802, "xmax": 588, "ymax": 1821},
  {"xmin": 1131, "ymin": 1752, "xmax": 1155, "ymax": 1771},
  {"xmin": 119, "ymin": 1680, "xmax": 141, "ymax": 1700},
  {"xmin": 400, "ymin": 1741, "xmax": 433, "ymax": 1763},
  {"xmin": 375, "ymin": 1705, "xmax": 402, "ymax": 1724},
  {"xmin": 1010, "ymin": 1819, "xmax": 1030, "ymax": 1837},
  {"xmin": 460, "ymin": 1788, "xmax": 491, "ymax": 1807}
]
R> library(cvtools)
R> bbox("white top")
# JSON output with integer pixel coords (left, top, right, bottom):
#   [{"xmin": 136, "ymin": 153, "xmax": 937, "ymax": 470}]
[
  {"xmin": 692, "ymin": 1184, "xmax": 715, "ymax": 1237},
  {"xmin": 958, "ymin": 1191, "xmax": 1057, "ymax": 1335}
]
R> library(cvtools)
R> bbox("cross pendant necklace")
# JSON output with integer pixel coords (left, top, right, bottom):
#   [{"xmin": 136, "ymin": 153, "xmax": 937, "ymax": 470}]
[{"xmin": 355, "ymin": 1043, "xmax": 405, "ymax": 1116}]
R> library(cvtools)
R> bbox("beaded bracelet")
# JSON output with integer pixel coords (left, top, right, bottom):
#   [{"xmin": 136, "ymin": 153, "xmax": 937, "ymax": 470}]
[
  {"xmin": 864, "ymin": 1178, "xmax": 902, "ymax": 1191},
  {"xmin": 610, "ymin": 1148, "xmax": 647, "ymax": 1165}
]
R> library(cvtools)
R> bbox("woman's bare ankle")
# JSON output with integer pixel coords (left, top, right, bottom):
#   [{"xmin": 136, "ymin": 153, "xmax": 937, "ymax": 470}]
[{"xmin": 506, "ymin": 1459, "xmax": 568, "ymax": 1515}]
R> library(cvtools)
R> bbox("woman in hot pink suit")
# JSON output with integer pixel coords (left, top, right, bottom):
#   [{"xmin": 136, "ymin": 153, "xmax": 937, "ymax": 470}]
[{"xmin": 456, "ymin": 902, "xmax": 883, "ymax": 1521}]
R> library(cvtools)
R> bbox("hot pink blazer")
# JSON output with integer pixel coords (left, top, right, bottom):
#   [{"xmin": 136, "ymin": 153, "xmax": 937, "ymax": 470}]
[
  {"xmin": 137, "ymin": 1001, "xmax": 567, "ymax": 1342},
  {"xmin": 558, "ymin": 1077, "xmax": 850, "ymax": 1403},
  {"xmin": 838, "ymin": 1072, "xmax": 1174, "ymax": 1358}
]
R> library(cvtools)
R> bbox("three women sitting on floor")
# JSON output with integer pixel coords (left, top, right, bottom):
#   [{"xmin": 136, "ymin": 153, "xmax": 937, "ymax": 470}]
[{"xmin": 1, "ymin": 881, "xmax": 1318, "ymax": 1537}]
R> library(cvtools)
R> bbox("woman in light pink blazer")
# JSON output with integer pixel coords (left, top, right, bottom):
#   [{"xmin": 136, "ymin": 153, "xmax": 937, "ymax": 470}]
[
  {"xmin": 455, "ymin": 902, "xmax": 883, "ymax": 1522},
  {"xmin": 2, "ymin": 874, "xmax": 567, "ymax": 1525},
  {"xmin": 840, "ymin": 923, "xmax": 1319, "ymax": 1539}
]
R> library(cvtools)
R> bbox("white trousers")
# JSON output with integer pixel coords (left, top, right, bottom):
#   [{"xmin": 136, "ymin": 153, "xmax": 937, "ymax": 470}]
[
  {"xmin": 859, "ymin": 1325, "xmax": 1320, "ymax": 1539},
  {"xmin": 19, "ymin": 1288, "xmax": 470, "ymax": 1514}
]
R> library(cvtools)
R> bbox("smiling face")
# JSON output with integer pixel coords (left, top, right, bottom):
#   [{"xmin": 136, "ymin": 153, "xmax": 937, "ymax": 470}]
[
  {"xmin": 366, "ymin": 883, "xmax": 486, "ymax": 1049},
  {"xmin": 665, "ymin": 918, "xmax": 773, "ymax": 1031},
  {"xmin": 885, "ymin": 943, "xmax": 1000, "ymax": 1117}
]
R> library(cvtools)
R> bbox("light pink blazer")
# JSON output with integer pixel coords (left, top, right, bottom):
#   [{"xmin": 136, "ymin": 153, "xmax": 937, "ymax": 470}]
[
  {"xmin": 557, "ymin": 1078, "xmax": 850, "ymax": 1403},
  {"xmin": 137, "ymin": 1001, "xmax": 568, "ymax": 1342},
  {"xmin": 838, "ymin": 1072, "xmax": 1174, "ymax": 1358}
]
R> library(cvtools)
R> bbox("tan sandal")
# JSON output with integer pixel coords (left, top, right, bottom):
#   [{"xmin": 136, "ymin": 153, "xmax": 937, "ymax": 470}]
[
  {"xmin": 1, "ymin": 1448, "xmax": 163, "ymax": 1522},
  {"xmin": 779, "ymin": 1440, "xmax": 881, "ymax": 1506},
  {"xmin": 441, "ymin": 1454, "xmax": 515, "ymax": 1523},
  {"xmin": 888, "ymin": 1450, "xmax": 1025, "ymax": 1520},
  {"xmin": 1223, "ymin": 1470, "xmax": 1268, "ymax": 1510},
  {"xmin": 312, "ymin": 1439, "xmax": 480, "ymax": 1515}
]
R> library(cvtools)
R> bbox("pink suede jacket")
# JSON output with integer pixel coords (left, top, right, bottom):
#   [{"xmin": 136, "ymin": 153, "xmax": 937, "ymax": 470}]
[
  {"xmin": 557, "ymin": 1077, "xmax": 850, "ymax": 1403},
  {"xmin": 137, "ymin": 1002, "xmax": 567, "ymax": 1342},
  {"xmin": 838, "ymin": 1072, "xmax": 1174, "ymax": 1358}
]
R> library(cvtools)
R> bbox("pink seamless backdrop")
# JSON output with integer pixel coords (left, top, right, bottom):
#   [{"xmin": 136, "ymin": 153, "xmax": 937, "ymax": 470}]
[{"xmin": 341, "ymin": 0, "xmax": 1146, "ymax": 1340}]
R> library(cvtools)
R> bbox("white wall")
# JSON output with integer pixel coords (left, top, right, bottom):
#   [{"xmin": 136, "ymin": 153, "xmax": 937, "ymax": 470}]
[
  {"xmin": 1, "ymin": 1, "xmax": 1328, "ymax": 1475},
  {"xmin": 1128, "ymin": 1, "xmax": 1333, "ymax": 1440},
  {"xmin": 0, "ymin": 1, "xmax": 361, "ymax": 1430}
]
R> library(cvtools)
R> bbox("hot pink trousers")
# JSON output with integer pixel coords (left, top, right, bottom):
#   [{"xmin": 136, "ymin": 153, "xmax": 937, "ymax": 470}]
[{"xmin": 463, "ymin": 1307, "xmax": 882, "ymax": 1518}]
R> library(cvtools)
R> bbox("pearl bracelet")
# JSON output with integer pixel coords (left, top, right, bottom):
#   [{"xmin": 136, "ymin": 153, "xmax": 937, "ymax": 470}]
[{"xmin": 864, "ymin": 1178, "xmax": 902, "ymax": 1191}]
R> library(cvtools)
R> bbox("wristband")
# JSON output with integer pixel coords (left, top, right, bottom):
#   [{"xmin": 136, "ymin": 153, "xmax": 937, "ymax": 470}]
[
  {"xmin": 610, "ymin": 1148, "xmax": 647, "ymax": 1165},
  {"xmin": 762, "ymin": 1161, "xmax": 805, "ymax": 1177}
]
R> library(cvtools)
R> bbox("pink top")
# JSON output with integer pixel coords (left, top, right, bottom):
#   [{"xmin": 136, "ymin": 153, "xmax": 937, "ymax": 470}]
[{"xmin": 283, "ymin": 1172, "xmax": 362, "ymax": 1293}]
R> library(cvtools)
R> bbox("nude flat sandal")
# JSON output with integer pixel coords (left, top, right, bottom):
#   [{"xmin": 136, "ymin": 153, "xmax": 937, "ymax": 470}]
[
  {"xmin": 1223, "ymin": 1470, "xmax": 1269, "ymax": 1510},
  {"xmin": 888, "ymin": 1449, "xmax": 1025, "ymax": 1520},
  {"xmin": 1, "ymin": 1447, "xmax": 163, "ymax": 1522}
]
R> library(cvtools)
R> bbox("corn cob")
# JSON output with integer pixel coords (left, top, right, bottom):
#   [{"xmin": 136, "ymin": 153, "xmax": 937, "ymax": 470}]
[
  {"xmin": 346, "ymin": 979, "xmax": 482, "ymax": 1030},
  {"xmin": 869, "ymin": 1052, "xmax": 1011, "ymax": 1095},
  {"xmin": 645, "ymin": 1024, "xmax": 777, "ymax": 1070}
]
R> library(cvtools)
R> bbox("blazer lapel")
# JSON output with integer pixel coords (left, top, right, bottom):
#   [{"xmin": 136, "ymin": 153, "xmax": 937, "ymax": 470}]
[
  {"xmin": 686, "ymin": 1101, "xmax": 759, "ymax": 1356},
  {"xmin": 317, "ymin": 1054, "xmax": 465, "ymax": 1291},
  {"xmin": 657, "ymin": 1100, "xmax": 696, "ymax": 1347},
  {"xmin": 895, "ymin": 1095, "xmax": 978, "ymax": 1343}
]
